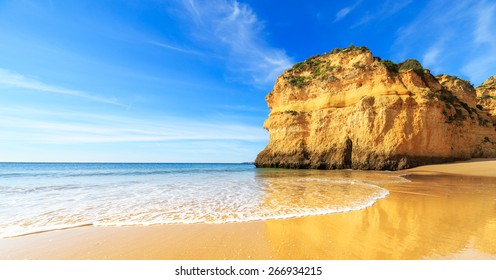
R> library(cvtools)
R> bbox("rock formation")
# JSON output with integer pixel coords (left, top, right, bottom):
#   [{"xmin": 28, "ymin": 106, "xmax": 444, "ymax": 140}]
[
  {"xmin": 476, "ymin": 75, "xmax": 496, "ymax": 124},
  {"xmin": 255, "ymin": 46, "xmax": 496, "ymax": 170}
]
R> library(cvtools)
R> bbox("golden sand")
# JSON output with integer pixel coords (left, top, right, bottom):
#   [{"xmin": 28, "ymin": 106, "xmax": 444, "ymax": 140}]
[
  {"xmin": 404, "ymin": 158, "xmax": 496, "ymax": 177},
  {"xmin": 1, "ymin": 159, "xmax": 495, "ymax": 260}
]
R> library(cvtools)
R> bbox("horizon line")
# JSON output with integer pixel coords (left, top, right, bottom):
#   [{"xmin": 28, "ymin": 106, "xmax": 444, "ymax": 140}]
[{"xmin": 0, "ymin": 161, "xmax": 255, "ymax": 164}]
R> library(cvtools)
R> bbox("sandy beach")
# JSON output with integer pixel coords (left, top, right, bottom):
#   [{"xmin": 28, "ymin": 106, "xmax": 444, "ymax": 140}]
[{"xmin": 1, "ymin": 159, "xmax": 495, "ymax": 260}]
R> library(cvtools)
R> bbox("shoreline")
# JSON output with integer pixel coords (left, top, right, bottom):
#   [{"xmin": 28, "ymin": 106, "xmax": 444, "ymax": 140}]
[
  {"xmin": 1, "ymin": 159, "xmax": 495, "ymax": 260},
  {"xmin": 404, "ymin": 158, "xmax": 496, "ymax": 177}
]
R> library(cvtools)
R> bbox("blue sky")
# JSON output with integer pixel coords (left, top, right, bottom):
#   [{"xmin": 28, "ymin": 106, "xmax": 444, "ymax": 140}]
[{"xmin": 0, "ymin": 0, "xmax": 495, "ymax": 162}]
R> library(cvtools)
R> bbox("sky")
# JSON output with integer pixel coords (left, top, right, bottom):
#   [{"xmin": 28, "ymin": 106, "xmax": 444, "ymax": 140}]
[{"xmin": 0, "ymin": 0, "xmax": 495, "ymax": 162}]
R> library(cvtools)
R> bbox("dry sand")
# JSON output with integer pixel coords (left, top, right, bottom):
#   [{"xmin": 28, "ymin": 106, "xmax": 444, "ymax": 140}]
[{"xmin": 1, "ymin": 159, "xmax": 495, "ymax": 260}]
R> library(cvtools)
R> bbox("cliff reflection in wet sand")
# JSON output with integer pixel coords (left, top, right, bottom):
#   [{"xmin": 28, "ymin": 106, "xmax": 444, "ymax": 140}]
[
  {"xmin": 254, "ymin": 169, "xmax": 391, "ymax": 218},
  {"xmin": 257, "ymin": 170, "xmax": 496, "ymax": 259}
]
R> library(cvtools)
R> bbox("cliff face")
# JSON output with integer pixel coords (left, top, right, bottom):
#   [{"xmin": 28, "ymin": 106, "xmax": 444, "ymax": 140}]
[
  {"xmin": 255, "ymin": 46, "xmax": 496, "ymax": 170},
  {"xmin": 476, "ymin": 75, "xmax": 496, "ymax": 124}
]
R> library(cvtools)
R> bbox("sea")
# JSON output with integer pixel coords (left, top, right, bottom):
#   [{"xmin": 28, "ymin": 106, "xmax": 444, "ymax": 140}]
[{"xmin": 0, "ymin": 162, "xmax": 408, "ymax": 239}]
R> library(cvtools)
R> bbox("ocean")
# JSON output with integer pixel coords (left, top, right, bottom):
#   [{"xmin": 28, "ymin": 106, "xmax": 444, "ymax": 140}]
[{"xmin": 0, "ymin": 163, "xmax": 406, "ymax": 238}]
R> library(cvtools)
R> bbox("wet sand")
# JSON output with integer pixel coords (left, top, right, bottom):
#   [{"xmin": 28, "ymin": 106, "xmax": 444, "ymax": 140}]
[
  {"xmin": 402, "ymin": 158, "xmax": 496, "ymax": 177},
  {"xmin": 1, "ymin": 159, "xmax": 495, "ymax": 260}
]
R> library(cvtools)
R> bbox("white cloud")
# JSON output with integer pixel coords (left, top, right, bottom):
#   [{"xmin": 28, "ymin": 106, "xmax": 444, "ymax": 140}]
[
  {"xmin": 474, "ymin": 2, "xmax": 495, "ymax": 45},
  {"xmin": 0, "ymin": 107, "xmax": 267, "ymax": 144},
  {"xmin": 182, "ymin": 0, "xmax": 203, "ymax": 24},
  {"xmin": 422, "ymin": 45, "xmax": 442, "ymax": 70},
  {"xmin": 148, "ymin": 40, "xmax": 203, "ymax": 56},
  {"xmin": 351, "ymin": 0, "xmax": 411, "ymax": 28},
  {"xmin": 174, "ymin": 0, "xmax": 294, "ymax": 86},
  {"xmin": 387, "ymin": 0, "xmax": 413, "ymax": 15},
  {"xmin": 462, "ymin": 1, "xmax": 496, "ymax": 84},
  {"xmin": 334, "ymin": 0, "xmax": 364, "ymax": 23},
  {"xmin": 392, "ymin": 0, "xmax": 496, "ymax": 85},
  {"xmin": 0, "ymin": 68, "xmax": 119, "ymax": 105},
  {"xmin": 334, "ymin": 7, "xmax": 352, "ymax": 22}
]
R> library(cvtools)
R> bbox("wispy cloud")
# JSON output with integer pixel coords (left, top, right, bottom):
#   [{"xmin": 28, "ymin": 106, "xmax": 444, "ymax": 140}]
[
  {"xmin": 148, "ymin": 40, "xmax": 203, "ymax": 56},
  {"xmin": 334, "ymin": 7, "xmax": 352, "ymax": 22},
  {"xmin": 462, "ymin": 1, "xmax": 496, "ymax": 84},
  {"xmin": 422, "ymin": 44, "xmax": 442, "ymax": 70},
  {"xmin": 0, "ymin": 68, "xmax": 120, "ymax": 105},
  {"xmin": 392, "ymin": 0, "xmax": 496, "ymax": 85},
  {"xmin": 0, "ymin": 106, "xmax": 267, "ymax": 144},
  {"xmin": 474, "ymin": 2, "xmax": 496, "ymax": 45},
  {"xmin": 385, "ymin": 0, "xmax": 413, "ymax": 15},
  {"xmin": 351, "ymin": 0, "xmax": 412, "ymax": 28},
  {"xmin": 334, "ymin": 1, "xmax": 363, "ymax": 23},
  {"xmin": 172, "ymin": 0, "xmax": 294, "ymax": 86},
  {"xmin": 182, "ymin": 0, "xmax": 203, "ymax": 24}
]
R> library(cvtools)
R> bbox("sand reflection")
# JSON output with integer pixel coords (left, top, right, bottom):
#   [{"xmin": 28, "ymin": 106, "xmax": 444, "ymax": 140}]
[
  {"xmin": 254, "ymin": 169, "xmax": 391, "ymax": 217},
  {"xmin": 259, "ymin": 172, "xmax": 496, "ymax": 259}
]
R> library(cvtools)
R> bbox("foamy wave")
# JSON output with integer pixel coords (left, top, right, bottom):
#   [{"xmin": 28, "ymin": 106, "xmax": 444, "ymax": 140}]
[
  {"xmin": 95, "ymin": 186, "xmax": 389, "ymax": 226},
  {"xmin": 0, "ymin": 182, "xmax": 389, "ymax": 239},
  {"xmin": 0, "ymin": 166, "xmax": 403, "ymax": 239}
]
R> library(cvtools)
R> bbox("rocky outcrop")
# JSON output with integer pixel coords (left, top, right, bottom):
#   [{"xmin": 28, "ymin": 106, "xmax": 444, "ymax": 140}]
[
  {"xmin": 255, "ymin": 46, "xmax": 496, "ymax": 170},
  {"xmin": 476, "ymin": 75, "xmax": 496, "ymax": 124}
]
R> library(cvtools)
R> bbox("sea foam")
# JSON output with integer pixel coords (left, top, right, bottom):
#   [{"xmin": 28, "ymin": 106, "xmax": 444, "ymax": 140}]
[{"xmin": 0, "ymin": 163, "xmax": 397, "ymax": 238}]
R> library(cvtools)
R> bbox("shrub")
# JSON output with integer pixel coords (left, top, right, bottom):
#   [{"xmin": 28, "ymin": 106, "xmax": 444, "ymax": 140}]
[
  {"xmin": 289, "ymin": 57, "xmax": 321, "ymax": 74},
  {"xmin": 305, "ymin": 59, "xmax": 320, "ymax": 69},
  {"xmin": 353, "ymin": 63, "xmax": 367, "ymax": 70},
  {"xmin": 480, "ymin": 93, "xmax": 490, "ymax": 99},
  {"xmin": 292, "ymin": 62, "xmax": 305, "ymax": 71},
  {"xmin": 399, "ymin": 59, "xmax": 423, "ymax": 72},
  {"xmin": 287, "ymin": 76, "xmax": 308, "ymax": 87},
  {"xmin": 311, "ymin": 67, "xmax": 326, "ymax": 77},
  {"xmin": 342, "ymin": 44, "xmax": 369, "ymax": 53},
  {"xmin": 330, "ymin": 45, "xmax": 369, "ymax": 54},
  {"xmin": 320, "ymin": 74, "xmax": 339, "ymax": 82},
  {"xmin": 326, "ymin": 65, "xmax": 341, "ymax": 72},
  {"xmin": 380, "ymin": 60, "xmax": 398, "ymax": 72}
]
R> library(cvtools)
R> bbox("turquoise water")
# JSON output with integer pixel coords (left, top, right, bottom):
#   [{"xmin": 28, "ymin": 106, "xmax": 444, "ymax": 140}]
[{"xmin": 0, "ymin": 163, "xmax": 401, "ymax": 238}]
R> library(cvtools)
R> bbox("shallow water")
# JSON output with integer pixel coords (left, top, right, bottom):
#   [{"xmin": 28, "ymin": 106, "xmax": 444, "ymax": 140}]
[
  {"xmin": 1, "ymin": 167, "xmax": 495, "ymax": 260},
  {"xmin": 262, "ymin": 174, "xmax": 496, "ymax": 259},
  {"xmin": 0, "ymin": 163, "xmax": 407, "ymax": 238}
]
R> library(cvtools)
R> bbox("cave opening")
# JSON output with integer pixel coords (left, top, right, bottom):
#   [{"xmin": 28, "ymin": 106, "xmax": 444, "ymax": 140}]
[{"xmin": 344, "ymin": 138, "xmax": 353, "ymax": 168}]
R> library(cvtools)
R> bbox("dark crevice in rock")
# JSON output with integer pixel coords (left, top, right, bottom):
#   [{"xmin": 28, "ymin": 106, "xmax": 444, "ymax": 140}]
[{"xmin": 343, "ymin": 138, "xmax": 353, "ymax": 169}]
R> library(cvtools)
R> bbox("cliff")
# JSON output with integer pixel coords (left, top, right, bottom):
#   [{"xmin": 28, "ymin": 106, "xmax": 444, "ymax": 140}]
[
  {"xmin": 476, "ymin": 75, "xmax": 496, "ymax": 124},
  {"xmin": 255, "ymin": 46, "xmax": 496, "ymax": 170}
]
